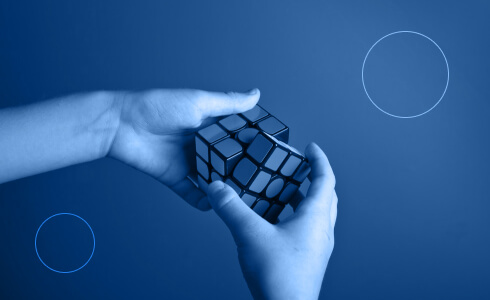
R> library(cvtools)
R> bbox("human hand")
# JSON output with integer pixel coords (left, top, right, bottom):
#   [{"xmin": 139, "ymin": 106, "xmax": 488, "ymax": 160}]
[
  {"xmin": 206, "ymin": 143, "xmax": 337, "ymax": 300},
  {"xmin": 108, "ymin": 88, "xmax": 260, "ymax": 210}
]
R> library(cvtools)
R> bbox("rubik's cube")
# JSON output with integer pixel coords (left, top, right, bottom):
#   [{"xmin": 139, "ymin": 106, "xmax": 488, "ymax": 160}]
[{"xmin": 195, "ymin": 105, "xmax": 311, "ymax": 223}]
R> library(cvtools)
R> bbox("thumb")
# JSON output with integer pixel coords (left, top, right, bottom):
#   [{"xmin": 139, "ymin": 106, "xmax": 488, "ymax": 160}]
[
  {"xmin": 207, "ymin": 181, "xmax": 265, "ymax": 240},
  {"xmin": 197, "ymin": 88, "xmax": 260, "ymax": 119}
]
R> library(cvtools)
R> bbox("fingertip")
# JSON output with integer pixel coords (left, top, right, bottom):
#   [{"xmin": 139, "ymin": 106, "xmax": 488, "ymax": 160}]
[
  {"xmin": 208, "ymin": 180, "xmax": 226, "ymax": 196},
  {"xmin": 305, "ymin": 142, "xmax": 322, "ymax": 159},
  {"xmin": 246, "ymin": 88, "xmax": 260, "ymax": 96},
  {"xmin": 238, "ymin": 88, "xmax": 260, "ymax": 112}
]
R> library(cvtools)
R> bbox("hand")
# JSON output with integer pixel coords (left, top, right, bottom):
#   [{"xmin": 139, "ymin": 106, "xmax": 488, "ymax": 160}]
[
  {"xmin": 109, "ymin": 88, "xmax": 260, "ymax": 210},
  {"xmin": 206, "ymin": 143, "xmax": 337, "ymax": 300}
]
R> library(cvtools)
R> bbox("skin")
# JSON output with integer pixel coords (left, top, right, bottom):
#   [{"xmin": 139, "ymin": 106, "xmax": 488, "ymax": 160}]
[
  {"xmin": 0, "ymin": 89, "xmax": 337, "ymax": 299},
  {"xmin": 207, "ymin": 143, "xmax": 337, "ymax": 300}
]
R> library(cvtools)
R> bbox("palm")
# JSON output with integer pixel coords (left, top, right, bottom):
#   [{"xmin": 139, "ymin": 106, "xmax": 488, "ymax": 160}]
[{"xmin": 109, "ymin": 88, "xmax": 260, "ymax": 210}]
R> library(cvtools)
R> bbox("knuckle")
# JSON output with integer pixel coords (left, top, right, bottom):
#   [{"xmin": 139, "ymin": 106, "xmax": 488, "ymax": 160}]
[{"xmin": 225, "ymin": 91, "xmax": 239, "ymax": 100}]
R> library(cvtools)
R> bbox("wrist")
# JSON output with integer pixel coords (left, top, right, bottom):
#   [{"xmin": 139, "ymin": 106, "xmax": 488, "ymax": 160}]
[{"xmin": 92, "ymin": 91, "xmax": 126, "ymax": 159}]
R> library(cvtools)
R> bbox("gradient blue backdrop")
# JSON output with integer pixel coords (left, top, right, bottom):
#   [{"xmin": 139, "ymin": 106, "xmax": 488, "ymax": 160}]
[{"xmin": 1, "ymin": 0, "xmax": 489, "ymax": 299}]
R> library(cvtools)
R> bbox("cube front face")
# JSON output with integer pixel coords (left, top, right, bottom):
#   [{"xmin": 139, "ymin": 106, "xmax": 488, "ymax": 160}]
[{"xmin": 194, "ymin": 105, "xmax": 310, "ymax": 223}]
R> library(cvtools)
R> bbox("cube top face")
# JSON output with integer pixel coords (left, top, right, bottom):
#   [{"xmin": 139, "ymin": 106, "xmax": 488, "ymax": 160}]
[
  {"xmin": 237, "ymin": 128, "xmax": 259, "ymax": 145},
  {"xmin": 240, "ymin": 105, "xmax": 269, "ymax": 124},
  {"xmin": 257, "ymin": 116, "xmax": 287, "ymax": 136},
  {"xmin": 197, "ymin": 124, "xmax": 228, "ymax": 143},
  {"xmin": 194, "ymin": 104, "xmax": 309, "ymax": 223},
  {"xmin": 219, "ymin": 114, "xmax": 247, "ymax": 133},
  {"xmin": 213, "ymin": 138, "xmax": 242, "ymax": 158}
]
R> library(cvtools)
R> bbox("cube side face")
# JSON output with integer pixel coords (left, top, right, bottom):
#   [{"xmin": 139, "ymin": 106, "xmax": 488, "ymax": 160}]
[
  {"xmin": 264, "ymin": 204, "xmax": 284, "ymax": 223},
  {"xmin": 292, "ymin": 161, "xmax": 311, "ymax": 183},
  {"xmin": 197, "ymin": 175, "xmax": 209, "ymax": 193},
  {"xmin": 233, "ymin": 157, "xmax": 258, "ymax": 187},
  {"xmin": 249, "ymin": 170, "xmax": 272, "ymax": 194},
  {"xmin": 210, "ymin": 150, "xmax": 226, "ymax": 176},
  {"xmin": 195, "ymin": 137, "xmax": 209, "ymax": 162},
  {"xmin": 253, "ymin": 200, "xmax": 270, "ymax": 216},
  {"xmin": 263, "ymin": 147, "xmax": 288, "ymax": 172},
  {"xmin": 196, "ymin": 156, "xmax": 210, "ymax": 180},
  {"xmin": 225, "ymin": 178, "xmax": 243, "ymax": 195},
  {"xmin": 265, "ymin": 176, "xmax": 285, "ymax": 198},
  {"xmin": 240, "ymin": 192, "xmax": 258, "ymax": 207},
  {"xmin": 280, "ymin": 154, "xmax": 303, "ymax": 177},
  {"xmin": 278, "ymin": 182, "xmax": 299, "ymax": 204}
]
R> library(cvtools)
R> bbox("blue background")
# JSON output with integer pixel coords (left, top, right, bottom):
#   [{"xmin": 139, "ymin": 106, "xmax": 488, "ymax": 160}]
[{"xmin": 1, "ymin": 0, "xmax": 490, "ymax": 299}]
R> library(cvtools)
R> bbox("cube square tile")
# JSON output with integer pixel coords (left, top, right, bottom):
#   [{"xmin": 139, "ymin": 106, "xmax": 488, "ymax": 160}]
[
  {"xmin": 210, "ymin": 138, "xmax": 243, "ymax": 176},
  {"xmin": 233, "ymin": 157, "xmax": 258, "ymax": 187},
  {"xmin": 249, "ymin": 170, "xmax": 272, "ymax": 194},
  {"xmin": 240, "ymin": 105, "xmax": 269, "ymax": 124},
  {"xmin": 247, "ymin": 133, "xmax": 274, "ymax": 164},
  {"xmin": 195, "ymin": 124, "xmax": 229, "ymax": 162},
  {"xmin": 256, "ymin": 116, "xmax": 289, "ymax": 143},
  {"xmin": 219, "ymin": 114, "xmax": 247, "ymax": 133}
]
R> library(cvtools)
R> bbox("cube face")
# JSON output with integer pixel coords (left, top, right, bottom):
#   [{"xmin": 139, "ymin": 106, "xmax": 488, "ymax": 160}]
[
  {"xmin": 196, "ymin": 156, "xmax": 210, "ymax": 180},
  {"xmin": 219, "ymin": 114, "xmax": 247, "ymax": 133},
  {"xmin": 240, "ymin": 105, "xmax": 269, "ymax": 124},
  {"xmin": 233, "ymin": 157, "xmax": 258, "ymax": 186},
  {"xmin": 280, "ymin": 154, "xmax": 302, "ymax": 177},
  {"xmin": 265, "ymin": 176, "xmax": 285, "ymax": 198},
  {"xmin": 240, "ymin": 192, "xmax": 257, "ymax": 207},
  {"xmin": 237, "ymin": 128, "xmax": 259, "ymax": 145},
  {"xmin": 278, "ymin": 182, "xmax": 299, "ymax": 204},
  {"xmin": 249, "ymin": 170, "xmax": 272, "ymax": 194},
  {"xmin": 246, "ymin": 133, "xmax": 273, "ymax": 164},
  {"xmin": 264, "ymin": 147, "xmax": 288, "ymax": 171},
  {"xmin": 194, "ymin": 104, "xmax": 310, "ymax": 223},
  {"xmin": 210, "ymin": 138, "xmax": 243, "ymax": 176},
  {"xmin": 257, "ymin": 116, "xmax": 289, "ymax": 143},
  {"xmin": 196, "ymin": 124, "xmax": 229, "ymax": 162}
]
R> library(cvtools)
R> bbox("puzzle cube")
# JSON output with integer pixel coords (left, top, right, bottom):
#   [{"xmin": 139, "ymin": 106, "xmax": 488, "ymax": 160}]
[{"xmin": 195, "ymin": 105, "xmax": 310, "ymax": 223}]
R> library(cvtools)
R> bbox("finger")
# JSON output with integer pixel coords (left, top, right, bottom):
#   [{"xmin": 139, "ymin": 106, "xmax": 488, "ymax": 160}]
[
  {"xmin": 196, "ymin": 88, "xmax": 260, "ymax": 119},
  {"xmin": 207, "ymin": 181, "xmax": 267, "ymax": 240},
  {"xmin": 296, "ymin": 142, "xmax": 335, "ymax": 215},
  {"xmin": 169, "ymin": 177, "xmax": 211, "ymax": 211},
  {"xmin": 331, "ymin": 190, "xmax": 338, "ymax": 228}
]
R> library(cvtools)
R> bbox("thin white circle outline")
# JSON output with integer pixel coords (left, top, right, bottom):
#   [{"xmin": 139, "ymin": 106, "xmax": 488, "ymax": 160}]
[
  {"xmin": 361, "ymin": 31, "xmax": 449, "ymax": 118},
  {"xmin": 35, "ymin": 213, "xmax": 95, "ymax": 273}
]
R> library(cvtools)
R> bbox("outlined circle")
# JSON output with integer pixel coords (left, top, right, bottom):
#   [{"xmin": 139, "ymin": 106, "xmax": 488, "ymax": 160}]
[
  {"xmin": 35, "ymin": 213, "xmax": 95, "ymax": 273},
  {"xmin": 362, "ymin": 31, "xmax": 449, "ymax": 118}
]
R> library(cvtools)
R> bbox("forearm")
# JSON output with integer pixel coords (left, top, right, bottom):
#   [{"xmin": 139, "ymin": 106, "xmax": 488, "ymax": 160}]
[{"xmin": 0, "ymin": 91, "xmax": 123, "ymax": 183}]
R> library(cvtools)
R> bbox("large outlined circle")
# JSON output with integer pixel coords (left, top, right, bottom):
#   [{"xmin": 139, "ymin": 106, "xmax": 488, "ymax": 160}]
[
  {"xmin": 35, "ymin": 213, "xmax": 95, "ymax": 273},
  {"xmin": 362, "ymin": 31, "xmax": 449, "ymax": 118}
]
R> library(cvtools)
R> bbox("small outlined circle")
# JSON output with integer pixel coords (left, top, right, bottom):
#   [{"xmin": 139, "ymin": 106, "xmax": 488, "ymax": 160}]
[
  {"xmin": 362, "ymin": 31, "xmax": 449, "ymax": 118},
  {"xmin": 35, "ymin": 213, "xmax": 95, "ymax": 273}
]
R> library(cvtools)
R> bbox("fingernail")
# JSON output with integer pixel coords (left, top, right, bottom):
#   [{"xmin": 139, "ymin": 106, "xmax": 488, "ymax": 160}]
[
  {"xmin": 246, "ymin": 88, "xmax": 258, "ymax": 95},
  {"xmin": 208, "ymin": 180, "xmax": 225, "ymax": 195}
]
